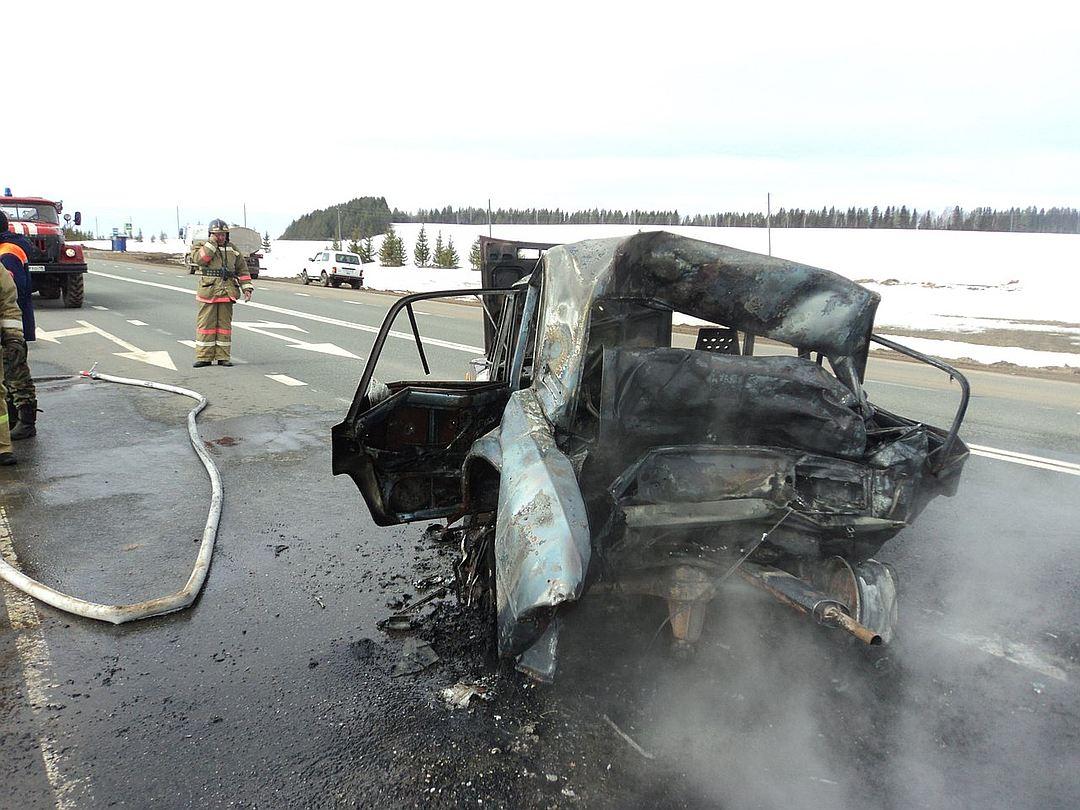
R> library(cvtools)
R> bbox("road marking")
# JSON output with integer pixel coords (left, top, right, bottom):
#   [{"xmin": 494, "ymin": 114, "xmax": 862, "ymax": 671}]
[
  {"xmin": 864, "ymin": 380, "xmax": 926, "ymax": 392},
  {"xmin": 233, "ymin": 321, "xmax": 359, "ymax": 359},
  {"xmin": 234, "ymin": 320, "xmax": 307, "ymax": 333},
  {"xmin": 127, "ymin": 319, "xmax": 148, "ymax": 326},
  {"xmin": 91, "ymin": 305, "xmax": 108, "ymax": 311},
  {"xmin": 0, "ymin": 507, "xmax": 83, "ymax": 809},
  {"xmin": 178, "ymin": 340, "xmax": 197, "ymax": 349},
  {"xmin": 969, "ymin": 443, "xmax": 1080, "ymax": 477},
  {"xmin": 37, "ymin": 320, "xmax": 177, "ymax": 371},
  {"xmin": 295, "ymin": 292, "xmax": 311, "ymax": 297},
  {"xmin": 266, "ymin": 374, "xmax": 307, "ymax": 387},
  {"xmin": 89, "ymin": 270, "xmax": 485, "ymax": 354}
]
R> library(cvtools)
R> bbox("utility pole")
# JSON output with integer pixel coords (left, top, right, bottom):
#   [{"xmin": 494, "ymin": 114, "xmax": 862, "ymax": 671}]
[
  {"xmin": 767, "ymin": 193, "xmax": 772, "ymax": 256},
  {"xmin": 176, "ymin": 205, "xmax": 181, "ymax": 239},
  {"xmin": 243, "ymin": 202, "xmax": 248, "ymax": 228},
  {"xmin": 336, "ymin": 210, "xmax": 341, "ymax": 244},
  {"xmin": 487, "ymin": 198, "xmax": 492, "ymax": 237}
]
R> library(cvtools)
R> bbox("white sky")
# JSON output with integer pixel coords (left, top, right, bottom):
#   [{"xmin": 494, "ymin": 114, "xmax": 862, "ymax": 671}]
[{"xmin": 6, "ymin": 1, "xmax": 1079, "ymax": 236}]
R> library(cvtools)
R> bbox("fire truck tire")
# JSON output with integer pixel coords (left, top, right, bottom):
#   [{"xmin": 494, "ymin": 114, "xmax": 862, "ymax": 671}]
[
  {"xmin": 38, "ymin": 285, "xmax": 61, "ymax": 300},
  {"xmin": 63, "ymin": 274, "xmax": 85, "ymax": 308}
]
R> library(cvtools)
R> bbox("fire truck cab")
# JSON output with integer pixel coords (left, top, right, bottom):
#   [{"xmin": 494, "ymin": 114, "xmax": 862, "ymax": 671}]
[{"xmin": 1, "ymin": 193, "xmax": 87, "ymax": 308}]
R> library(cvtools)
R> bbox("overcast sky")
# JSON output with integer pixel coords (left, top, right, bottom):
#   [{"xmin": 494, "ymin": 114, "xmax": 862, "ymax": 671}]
[{"xmin": 6, "ymin": 1, "xmax": 1078, "ymax": 237}]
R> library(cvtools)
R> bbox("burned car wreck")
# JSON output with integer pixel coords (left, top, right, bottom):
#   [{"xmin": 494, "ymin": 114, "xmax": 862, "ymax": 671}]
[{"xmin": 333, "ymin": 231, "xmax": 970, "ymax": 680}]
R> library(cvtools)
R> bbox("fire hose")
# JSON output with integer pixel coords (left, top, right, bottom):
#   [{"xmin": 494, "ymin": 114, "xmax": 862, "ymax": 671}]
[{"xmin": 0, "ymin": 367, "xmax": 222, "ymax": 624}]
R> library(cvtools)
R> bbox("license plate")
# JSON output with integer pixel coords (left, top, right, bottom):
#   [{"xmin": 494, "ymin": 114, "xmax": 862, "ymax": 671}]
[{"xmin": 28, "ymin": 265, "xmax": 45, "ymax": 273}]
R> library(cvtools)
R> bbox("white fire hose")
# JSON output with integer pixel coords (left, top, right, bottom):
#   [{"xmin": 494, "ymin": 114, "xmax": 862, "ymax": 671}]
[{"xmin": 0, "ymin": 367, "xmax": 222, "ymax": 624}]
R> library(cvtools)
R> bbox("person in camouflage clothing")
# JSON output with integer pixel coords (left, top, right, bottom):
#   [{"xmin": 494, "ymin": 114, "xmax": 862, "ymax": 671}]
[
  {"xmin": 0, "ymin": 219, "xmax": 27, "ymax": 464},
  {"xmin": 191, "ymin": 219, "xmax": 253, "ymax": 367},
  {"xmin": 0, "ymin": 210, "xmax": 35, "ymax": 444}
]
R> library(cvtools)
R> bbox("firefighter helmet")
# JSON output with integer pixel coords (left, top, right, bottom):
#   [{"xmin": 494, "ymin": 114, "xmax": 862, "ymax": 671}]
[{"xmin": 208, "ymin": 219, "xmax": 230, "ymax": 235}]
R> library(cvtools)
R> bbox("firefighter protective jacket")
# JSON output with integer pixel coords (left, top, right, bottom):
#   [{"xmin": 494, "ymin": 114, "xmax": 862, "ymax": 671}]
[
  {"xmin": 191, "ymin": 241, "xmax": 253, "ymax": 303},
  {"xmin": 0, "ymin": 233, "xmax": 34, "ymax": 340}
]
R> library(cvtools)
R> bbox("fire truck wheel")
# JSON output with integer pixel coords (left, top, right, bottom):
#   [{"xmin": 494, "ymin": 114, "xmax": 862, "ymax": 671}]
[
  {"xmin": 37, "ymin": 285, "xmax": 61, "ymax": 300},
  {"xmin": 62, "ymin": 274, "xmax": 85, "ymax": 308}
]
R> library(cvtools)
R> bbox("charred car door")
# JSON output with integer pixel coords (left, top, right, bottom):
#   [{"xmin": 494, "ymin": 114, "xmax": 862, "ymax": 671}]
[{"xmin": 332, "ymin": 287, "xmax": 530, "ymax": 525}]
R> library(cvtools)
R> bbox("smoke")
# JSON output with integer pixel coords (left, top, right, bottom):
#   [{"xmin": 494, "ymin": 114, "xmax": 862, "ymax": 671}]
[{"xmin": 552, "ymin": 458, "xmax": 1080, "ymax": 809}]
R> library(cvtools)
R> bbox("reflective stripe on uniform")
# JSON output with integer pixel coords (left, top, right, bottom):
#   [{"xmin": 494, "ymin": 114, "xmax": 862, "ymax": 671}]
[
  {"xmin": 196, "ymin": 295, "xmax": 234, "ymax": 304},
  {"xmin": 1, "ymin": 319, "xmax": 23, "ymax": 330},
  {"xmin": 0, "ymin": 412, "xmax": 8, "ymax": 425},
  {"xmin": 0, "ymin": 244, "xmax": 28, "ymax": 264},
  {"xmin": 237, "ymin": 275, "xmax": 252, "ymax": 282},
  {"xmin": 194, "ymin": 340, "xmax": 217, "ymax": 347}
]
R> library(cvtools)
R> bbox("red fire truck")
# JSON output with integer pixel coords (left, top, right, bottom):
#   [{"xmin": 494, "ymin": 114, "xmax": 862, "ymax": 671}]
[{"xmin": 1, "ymin": 193, "xmax": 86, "ymax": 308}]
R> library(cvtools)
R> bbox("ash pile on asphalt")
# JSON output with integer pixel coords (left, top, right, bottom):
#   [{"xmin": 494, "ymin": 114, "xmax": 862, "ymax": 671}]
[{"xmin": 314, "ymin": 524, "xmax": 689, "ymax": 809}]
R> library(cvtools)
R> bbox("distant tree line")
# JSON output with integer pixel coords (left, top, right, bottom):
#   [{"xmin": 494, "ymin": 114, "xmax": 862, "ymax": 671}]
[
  {"xmin": 389, "ymin": 204, "xmax": 1080, "ymax": 234},
  {"xmin": 282, "ymin": 198, "xmax": 1080, "ymax": 238},
  {"xmin": 280, "ymin": 196, "xmax": 392, "ymax": 240}
]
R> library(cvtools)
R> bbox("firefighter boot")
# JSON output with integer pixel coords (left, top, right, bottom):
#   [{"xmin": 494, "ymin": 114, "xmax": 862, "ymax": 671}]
[{"xmin": 10, "ymin": 405, "xmax": 36, "ymax": 440}]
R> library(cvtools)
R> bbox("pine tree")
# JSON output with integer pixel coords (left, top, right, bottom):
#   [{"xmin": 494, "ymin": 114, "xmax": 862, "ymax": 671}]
[
  {"xmin": 262, "ymin": 231, "xmax": 272, "ymax": 253},
  {"xmin": 331, "ymin": 237, "xmax": 342, "ymax": 251},
  {"xmin": 359, "ymin": 236, "xmax": 374, "ymax": 263},
  {"xmin": 378, "ymin": 225, "xmax": 407, "ymax": 267},
  {"xmin": 469, "ymin": 237, "xmax": 483, "ymax": 270},
  {"xmin": 347, "ymin": 229, "xmax": 361, "ymax": 254},
  {"xmin": 432, "ymin": 232, "xmax": 445, "ymax": 267},
  {"xmin": 413, "ymin": 225, "xmax": 431, "ymax": 267},
  {"xmin": 443, "ymin": 236, "xmax": 459, "ymax": 269}
]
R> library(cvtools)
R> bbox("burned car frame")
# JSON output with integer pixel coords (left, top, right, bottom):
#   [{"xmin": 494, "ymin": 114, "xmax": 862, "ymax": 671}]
[{"xmin": 333, "ymin": 232, "xmax": 970, "ymax": 680}]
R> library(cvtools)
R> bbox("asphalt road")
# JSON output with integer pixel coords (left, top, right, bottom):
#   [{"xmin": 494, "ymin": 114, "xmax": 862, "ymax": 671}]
[{"xmin": 1, "ymin": 255, "xmax": 1078, "ymax": 809}]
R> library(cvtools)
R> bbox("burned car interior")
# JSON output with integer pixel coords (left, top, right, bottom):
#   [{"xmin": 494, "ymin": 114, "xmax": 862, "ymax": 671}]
[{"xmin": 333, "ymin": 231, "xmax": 970, "ymax": 681}]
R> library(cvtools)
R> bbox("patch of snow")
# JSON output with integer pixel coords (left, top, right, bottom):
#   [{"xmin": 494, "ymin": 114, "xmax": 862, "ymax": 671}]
[{"xmin": 873, "ymin": 335, "xmax": 1079, "ymax": 369}]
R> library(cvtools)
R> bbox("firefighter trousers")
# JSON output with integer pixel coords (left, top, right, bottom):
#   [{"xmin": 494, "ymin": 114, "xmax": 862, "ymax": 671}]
[
  {"xmin": 194, "ymin": 272, "xmax": 239, "ymax": 362},
  {"xmin": 0, "ymin": 350, "xmax": 12, "ymax": 454},
  {"xmin": 2, "ymin": 331, "xmax": 36, "ymax": 409}
]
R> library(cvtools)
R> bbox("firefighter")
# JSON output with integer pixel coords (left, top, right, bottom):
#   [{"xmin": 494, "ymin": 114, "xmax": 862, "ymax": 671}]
[
  {"xmin": 0, "ymin": 211, "xmax": 38, "ymax": 439},
  {"xmin": 0, "ymin": 213, "xmax": 26, "ymax": 464},
  {"xmin": 191, "ymin": 219, "xmax": 253, "ymax": 367}
]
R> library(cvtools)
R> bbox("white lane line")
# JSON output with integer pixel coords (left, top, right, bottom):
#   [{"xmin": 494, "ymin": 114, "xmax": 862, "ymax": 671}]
[
  {"xmin": 127, "ymin": 319, "xmax": 148, "ymax": 326},
  {"xmin": 266, "ymin": 374, "xmax": 307, "ymax": 387},
  {"xmin": 969, "ymin": 444, "xmax": 1080, "ymax": 476},
  {"xmin": 89, "ymin": 270, "xmax": 484, "ymax": 354},
  {"xmin": 0, "ymin": 507, "xmax": 83, "ymax": 809},
  {"xmin": 864, "ymin": 380, "xmax": 927, "ymax": 392},
  {"xmin": 91, "ymin": 305, "xmax": 108, "ymax": 311},
  {"xmin": 295, "ymin": 293, "xmax": 311, "ymax": 297},
  {"xmin": 941, "ymin": 630, "xmax": 1069, "ymax": 683}
]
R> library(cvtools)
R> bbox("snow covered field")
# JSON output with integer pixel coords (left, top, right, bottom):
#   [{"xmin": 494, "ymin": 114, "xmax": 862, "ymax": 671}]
[{"xmin": 78, "ymin": 224, "xmax": 1080, "ymax": 369}]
